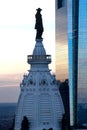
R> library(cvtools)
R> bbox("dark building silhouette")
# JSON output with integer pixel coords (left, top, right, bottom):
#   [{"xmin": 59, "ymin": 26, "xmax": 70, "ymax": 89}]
[
  {"xmin": 57, "ymin": 0, "xmax": 63, "ymax": 9},
  {"xmin": 59, "ymin": 79, "xmax": 70, "ymax": 129}
]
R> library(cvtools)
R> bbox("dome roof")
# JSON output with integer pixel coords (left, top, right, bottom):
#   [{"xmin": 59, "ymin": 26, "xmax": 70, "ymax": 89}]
[{"xmin": 33, "ymin": 39, "xmax": 46, "ymax": 55}]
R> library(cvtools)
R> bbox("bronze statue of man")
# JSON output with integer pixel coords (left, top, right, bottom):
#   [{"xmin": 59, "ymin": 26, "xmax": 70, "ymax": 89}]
[{"xmin": 35, "ymin": 8, "xmax": 44, "ymax": 39}]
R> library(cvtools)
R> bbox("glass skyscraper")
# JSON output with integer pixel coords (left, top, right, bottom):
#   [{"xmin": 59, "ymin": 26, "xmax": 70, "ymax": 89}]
[
  {"xmin": 55, "ymin": 0, "xmax": 68, "ymax": 81},
  {"xmin": 68, "ymin": 0, "xmax": 87, "ymax": 128},
  {"xmin": 56, "ymin": 0, "xmax": 87, "ymax": 128},
  {"xmin": 56, "ymin": 0, "xmax": 70, "ymax": 128}
]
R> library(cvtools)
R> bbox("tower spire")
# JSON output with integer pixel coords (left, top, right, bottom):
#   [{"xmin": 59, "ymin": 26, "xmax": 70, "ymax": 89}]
[
  {"xmin": 27, "ymin": 39, "xmax": 51, "ymax": 68},
  {"xmin": 14, "ymin": 9, "xmax": 64, "ymax": 130}
]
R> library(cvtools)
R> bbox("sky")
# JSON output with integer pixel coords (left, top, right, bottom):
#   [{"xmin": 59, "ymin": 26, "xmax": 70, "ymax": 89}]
[{"xmin": 0, "ymin": 0, "xmax": 55, "ymax": 102}]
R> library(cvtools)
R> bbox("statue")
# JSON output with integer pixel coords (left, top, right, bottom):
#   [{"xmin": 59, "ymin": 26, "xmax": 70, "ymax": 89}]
[
  {"xmin": 21, "ymin": 116, "xmax": 29, "ymax": 130},
  {"xmin": 35, "ymin": 8, "xmax": 44, "ymax": 39}
]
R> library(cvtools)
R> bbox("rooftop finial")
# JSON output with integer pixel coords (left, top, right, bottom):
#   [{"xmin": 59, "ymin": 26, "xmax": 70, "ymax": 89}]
[{"xmin": 35, "ymin": 8, "xmax": 44, "ymax": 40}]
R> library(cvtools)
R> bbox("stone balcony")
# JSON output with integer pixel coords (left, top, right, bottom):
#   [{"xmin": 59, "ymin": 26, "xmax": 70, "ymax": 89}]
[{"xmin": 27, "ymin": 55, "xmax": 51, "ymax": 64}]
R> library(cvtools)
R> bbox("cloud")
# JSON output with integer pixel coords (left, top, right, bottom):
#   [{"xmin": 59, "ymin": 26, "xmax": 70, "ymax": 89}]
[
  {"xmin": 0, "ymin": 74, "xmax": 21, "ymax": 102},
  {"xmin": 0, "ymin": 74, "xmax": 23, "ymax": 87}
]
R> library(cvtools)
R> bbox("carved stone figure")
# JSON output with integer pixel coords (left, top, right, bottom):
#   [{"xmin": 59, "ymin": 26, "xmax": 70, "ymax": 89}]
[
  {"xmin": 35, "ymin": 8, "xmax": 44, "ymax": 39},
  {"xmin": 21, "ymin": 116, "xmax": 29, "ymax": 130}
]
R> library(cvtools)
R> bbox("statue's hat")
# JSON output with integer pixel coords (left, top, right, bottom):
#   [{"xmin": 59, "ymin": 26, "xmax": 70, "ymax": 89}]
[{"xmin": 36, "ymin": 8, "xmax": 42, "ymax": 11}]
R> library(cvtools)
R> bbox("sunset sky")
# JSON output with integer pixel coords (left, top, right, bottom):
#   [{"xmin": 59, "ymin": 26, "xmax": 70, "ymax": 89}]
[{"xmin": 0, "ymin": 0, "xmax": 55, "ymax": 102}]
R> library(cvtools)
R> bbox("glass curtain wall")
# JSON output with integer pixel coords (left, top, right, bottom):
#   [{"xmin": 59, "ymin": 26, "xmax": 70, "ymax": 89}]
[{"xmin": 68, "ymin": 0, "xmax": 87, "ymax": 127}]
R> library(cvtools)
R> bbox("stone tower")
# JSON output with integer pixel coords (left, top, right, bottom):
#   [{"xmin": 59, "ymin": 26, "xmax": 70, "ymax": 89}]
[{"xmin": 14, "ymin": 9, "xmax": 64, "ymax": 130}]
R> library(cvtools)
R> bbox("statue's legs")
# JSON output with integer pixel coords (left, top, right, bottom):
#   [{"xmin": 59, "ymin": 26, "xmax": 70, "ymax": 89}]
[{"xmin": 36, "ymin": 29, "xmax": 43, "ymax": 39}]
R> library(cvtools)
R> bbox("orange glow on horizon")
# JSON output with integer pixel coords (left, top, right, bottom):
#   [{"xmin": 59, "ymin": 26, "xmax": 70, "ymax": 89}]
[{"xmin": 56, "ymin": 42, "xmax": 68, "ymax": 81}]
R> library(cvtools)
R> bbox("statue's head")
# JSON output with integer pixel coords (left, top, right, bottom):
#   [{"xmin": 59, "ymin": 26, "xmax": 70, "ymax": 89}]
[{"xmin": 36, "ymin": 8, "xmax": 42, "ymax": 12}]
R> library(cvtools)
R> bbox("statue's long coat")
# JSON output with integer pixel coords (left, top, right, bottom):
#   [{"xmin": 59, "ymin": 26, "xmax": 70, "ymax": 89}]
[{"xmin": 35, "ymin": 12, "xmax": 44, "ymax": 31}]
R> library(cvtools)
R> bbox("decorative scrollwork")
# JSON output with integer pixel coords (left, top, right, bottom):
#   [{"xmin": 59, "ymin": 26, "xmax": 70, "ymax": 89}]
[
  {"xmin": 28, "ymin": 79, "xmax": 36, "ymax": 86},
  {"xmin": 39, "ymin": 79, "xmax": 48, "ymax": 86}
]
